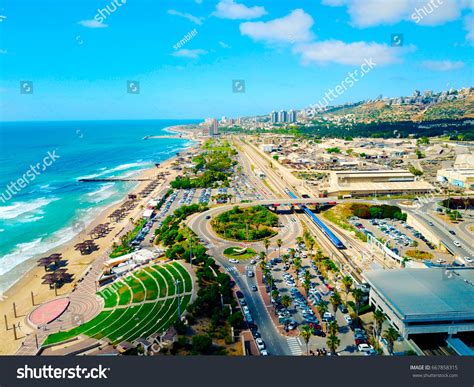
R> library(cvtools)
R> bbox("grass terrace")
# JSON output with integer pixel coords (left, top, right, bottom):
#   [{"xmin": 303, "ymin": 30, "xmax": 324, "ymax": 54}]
[{"xmin": 43, "ymin": 261, "xmax": 193, "ymax": 346}]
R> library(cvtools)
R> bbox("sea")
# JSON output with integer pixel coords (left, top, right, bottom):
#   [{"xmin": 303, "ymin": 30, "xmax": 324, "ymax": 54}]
[{"xmin": 0, "ymin": 119, "xmax": 198, "ymax": 293}]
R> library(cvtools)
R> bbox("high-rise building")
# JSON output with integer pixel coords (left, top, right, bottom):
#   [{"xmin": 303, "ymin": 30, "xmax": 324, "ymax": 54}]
[
  {"xmin": 270, "ymin": 111, "xmax": 278, "ymax": 123},
  {"xmin": 278, "ymin": 110, "xmax": 287, "ymax": 123},
  {"xmin": 288, "ymin": 110, "xmax": 297, "ymax": 123},
  {"xmin": 205, "ymin": 118, "xmax": 218, "ymax": 136}
]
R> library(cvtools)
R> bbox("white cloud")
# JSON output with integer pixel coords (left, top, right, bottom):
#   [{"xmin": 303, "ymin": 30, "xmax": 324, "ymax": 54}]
[
  {"xmin": 168, "ymin": 9, "xmax": 204, "ymax": 25},
  {"xmin": 240, "ymin": 9, "xmax": 314, "ymax": 44},
  {"xmin": 464, "ymin": 14, "xmax": 474, "ymax": 44},
  {"xmin": 421, "ymin": 60, "xmax": 465, "ymax": 71},
  {"xmin": 213, "ymin": 0, "xmax": 267, "ymax": 20},
  {"xmin": 294, "ymin": 40, "xmax": 414, "ymax": 65},
  {"xmin": 219, "ymin": 41, "xmax": 232, "ymax": 48},
  {"xmin": 322, "ymin": 0, "xmax": 467, "ymax": 27},
  {"xmin": 77, "ymin": 19, "xmax": 108, "ymax": 28},
  {"xmin": 172, "ymin": 49, "xmax": 208, "ymax": 58}
]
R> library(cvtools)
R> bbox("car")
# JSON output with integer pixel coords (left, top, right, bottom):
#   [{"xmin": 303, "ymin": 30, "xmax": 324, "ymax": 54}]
[
  {"xmin": 358, "ymin": 343, "xmax": 374, "ymax": 352},
  {"xmin": 339, "ymin": 304, "xmax": 348, "ymax": 313},
  {"xmin": 428, "ymin": 222, "xmax": 434, "ymax": 227},
  {"xmin": 260, "ymin": 349, "xmax": 269, "ymax": 356},
  {"xmin": 247, "ymin": 271, "xmax": 254, "ymax": 278},
  {"xmin": 449, "ymin": 230, "xmax": 456, "ymax": 235},
  {"xmin": 365, "ymin": 348, "xmax": 377, "ymax": 356},
  {"xmin": 251, "ymin": 285, "xmax": 258, "ymax": 291},
  {"xmin": 287, "ymin": 320, "xmax": 297, "ymax": 330},
  {"xmin": 250, "ymin": 260, "xmax": 256, "ymax": 265},
  {"xmin": 322, "ymin": 312, "xmax": 333, "ymax": 322},
  {"xmin": 464, "ymin": 257, "xmax": 474, "ymax": 263},
  {"xmin": 344, "ymin": 315, "xmax": 352, "ymax": 325},
  {"xmin": 255, "ymin": 338, "xmax": 265, "ymax": 350},
  {"xmin": 236, "ymin": 291, "xmax": 244, "ymax": 299},
  {"xmin": 229, "ymin": 259, "xmax": 239, "ymax": 264},
  {"xmin": 453, "ymin": 240, "xmax": 462, "ymax": 247},
  {"xmin": 205, "ymin": 215, "xmax": 211, "ymax": 220},
  {"xmin": 355, "ymin": 338, "xmax": 367, "ymax": 346},
  {"xmin": 313, "ymin": 330, "xmax": 326, "ymax": 337}
]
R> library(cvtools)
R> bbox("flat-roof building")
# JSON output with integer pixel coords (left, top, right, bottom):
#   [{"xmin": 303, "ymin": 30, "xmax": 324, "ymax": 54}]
[
  {"xmin": 328, "ymin": 170, "xmax": 434, "ymax": 197},
  {"xmin": 437, "ymin": 168, "xmax": 474, "ymax": 190},
  {"xmin": 363, "ymin": 268, "xmax": 474, "ymax": 338}
]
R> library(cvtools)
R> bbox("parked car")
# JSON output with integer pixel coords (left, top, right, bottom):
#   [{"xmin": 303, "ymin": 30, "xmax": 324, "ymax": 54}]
[
  {"xmin": 344, "ymin": 315, "xmax": 352, "ymax": 325},
  {"xmin": 358, "ymin": 343, "xmax": 374, "ymax": 353},
  {"xmin": 339, "ymin": 304, "xmax": 348, "ymax": 313},
  {"xmin": 251, "ymin": 285, "xmax": 258, "ymax": 291},
  {"xmin": 256, "ymin": 338, "xmax": 265, "ymax": 350},
  {"xmin": 229, "ymin": 259, "xmax": 239, "ymax": 264}
]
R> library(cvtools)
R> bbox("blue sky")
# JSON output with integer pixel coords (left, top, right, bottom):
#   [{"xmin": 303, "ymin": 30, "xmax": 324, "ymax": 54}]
[{"xmin": 0, "ymin": 0, "xmax": 473, "ymax": 121}]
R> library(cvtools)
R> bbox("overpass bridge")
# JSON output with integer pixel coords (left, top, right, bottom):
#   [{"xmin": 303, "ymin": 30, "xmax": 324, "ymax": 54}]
[{"xmin": 253, "ymin": 198, "xmax": 339, "ymax": 207}]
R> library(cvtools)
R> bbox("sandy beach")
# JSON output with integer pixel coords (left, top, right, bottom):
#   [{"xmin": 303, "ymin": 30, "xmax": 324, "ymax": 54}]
[{"xmin": 0, "ymin": 125, "xmax": 200, "ymax": 355}]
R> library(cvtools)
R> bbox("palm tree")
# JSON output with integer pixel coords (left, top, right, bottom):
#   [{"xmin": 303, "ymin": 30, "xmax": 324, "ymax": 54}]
[
  {"xmin": 259, "ymin": 251, "xmax": 266, "ymax": 262},
  {"xmin": 373, "ymin": 309, "xmax": 385, "ymax": 339},
  {"xmin": 341, "ymin": 275, "xmax": 353, "ymax": 303},
  {"xmin": 259, "ymin": 260, "xmax": 267, "ymax": 271},
  {"xmin": 307, "ymin": 240, "xmax": 314, "ymax": 259},
  {"xmin": 352, "ymin": 289, "xmax": 364, "ymax": 319},
  {"xmin": 326, "ymin": 334, "xmax": 340, "ymax": 355},
  {"xmin": 263, "ymin": 238, "xmax": 270, "ymax": 256},
  {"xmin": 293, "ymin": 257, "xmax": 302, "ymax": 273},
  {"xmin": 328, "ymin": 320, "xmax": 339, "ymax": 336},
  {"xmin": 299, "ymin": 325, "xmax": 313, "ymax": 355},
  {"xmin": 302, "ymin": 280, "xmax": 311, "ymax": 297},
  {"xmin": 281, "ymin": 295, "xmax": 292, "ymax": 310},
  {"xmin": 316, "ymin": 300, "xmax": 328, "ymax": 321},
  {"xmin": 330, "ymin": 291, "xmax": 342, "ymax": 318},
  {"xmin": 271, "ymin": 289, "xmax": 280, "ymax": 302},
  {"xmin": 288, "ymin": 248, "xmax": 295, "ymax": 261},
  {"xmin": 282, "ymin": 254, "xmax": 289, "ymax": 267},
  {"xmin": 276, "ymin": 238, "xmax": 283, "ymax": 258},
  {"xmin": 296, "ymin": 236, "xmax": 303, "ymax": 246},
  {"xmin": 315, "ymin": 249, "xmax": 323, "ymax": 262},
  {"xmin": 383, "ymin": 327, "xmax": 400, "ymax": 355}
]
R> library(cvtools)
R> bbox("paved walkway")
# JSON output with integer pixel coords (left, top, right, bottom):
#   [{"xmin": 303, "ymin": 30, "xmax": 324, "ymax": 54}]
[{"xmin": 16, "ymin": 250, "xmax": 108, "ymax": 355}]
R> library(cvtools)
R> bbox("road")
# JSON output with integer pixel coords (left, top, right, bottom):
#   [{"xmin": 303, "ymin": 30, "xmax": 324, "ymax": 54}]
[{"xmin": 187, "ymin": 206, "xmax": 304, "ymax": 356}]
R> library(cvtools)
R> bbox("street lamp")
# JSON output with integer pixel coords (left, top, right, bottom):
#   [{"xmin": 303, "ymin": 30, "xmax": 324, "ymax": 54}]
[{"xmin": 175, "ymin": 279, "xmax": 181, "ymax": 319}]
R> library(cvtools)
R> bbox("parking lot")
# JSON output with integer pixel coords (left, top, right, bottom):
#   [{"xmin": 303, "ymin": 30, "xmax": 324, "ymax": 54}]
[
  {"xmin": 263, "ymin": 244, "xmax": 368, "ymax": 355},
  {"xmin": 350, "ymin": 217, "xmax": 454, "ymax": 265}
]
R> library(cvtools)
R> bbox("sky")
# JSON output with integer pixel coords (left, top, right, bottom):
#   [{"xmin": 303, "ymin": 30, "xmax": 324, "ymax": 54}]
[{"xmin": 0, "ymin": 0, "xmax": 473, "ymax": 121}]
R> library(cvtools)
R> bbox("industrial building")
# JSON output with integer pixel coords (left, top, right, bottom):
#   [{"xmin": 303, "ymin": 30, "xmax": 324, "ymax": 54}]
[
  {"xmin": 327, "ymin": 170, "xmax": 434, "ymax": 197},
  {"xmin": 437, "ymin": 168, "xmax": 474, "ymax": 190},
  {"xmin": 363, "ymin": 268, "xmax": 474, "ymax": 338}
]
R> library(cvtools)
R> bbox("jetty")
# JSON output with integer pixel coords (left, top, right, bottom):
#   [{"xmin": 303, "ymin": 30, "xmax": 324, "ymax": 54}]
[
  {"xmin": 78, "ymin": 178, "xmax": 154, "ymax": 183},
  {"xmin": 143, "ymin": 134, "xmax": 183, "ymax": 140}
]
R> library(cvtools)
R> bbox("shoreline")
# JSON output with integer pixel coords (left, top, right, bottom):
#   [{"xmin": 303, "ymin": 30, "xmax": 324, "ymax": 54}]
[
  {"xmin": 0, "ymin": 125, "xmax": 201, "ymax": 354},
  {"xmin": 0, "ymin": 125, "xmax": 198, "ymax": 294}
]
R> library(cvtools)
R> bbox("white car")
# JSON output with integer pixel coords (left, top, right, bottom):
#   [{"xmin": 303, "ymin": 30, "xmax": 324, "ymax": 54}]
[
  {"xmin": 229, "ymin": 259, "xmax": 239, "ymax": 264},
  {"xmin": 256, "ymin": 338, "xmax": 265, "ymax": 350},
  {"xmin": 453, "ymin": 240, "xmax": 461, "ymax": 247},
  {"xmin": 260, "ymin": 349, "xmax": 269, "ymax": 356},
  {"xmin": 358, "ymin": 343, "xmax": 374, "ymax": 352},
  {"xmin": 344, "ymin": 315, "xmax": 352, "ymax": 325},
  {"xmin": 464, "ymin": 257, "xmax": 474, "ymax": 263}
]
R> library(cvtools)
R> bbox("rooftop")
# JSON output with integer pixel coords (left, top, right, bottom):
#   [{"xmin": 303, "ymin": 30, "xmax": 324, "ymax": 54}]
[{"xmin": 363, "ymin": 268, "xmax": 474, "ymax": 322}]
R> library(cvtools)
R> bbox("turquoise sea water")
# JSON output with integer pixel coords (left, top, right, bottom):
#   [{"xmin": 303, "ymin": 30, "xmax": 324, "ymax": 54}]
[{"xmin": 0, "ymin": 120, "xmax": 197, "ymax": 287}]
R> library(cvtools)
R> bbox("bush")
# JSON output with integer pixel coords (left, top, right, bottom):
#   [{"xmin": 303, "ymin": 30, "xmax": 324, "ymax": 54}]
[{"xmin": 192, "ymin": 334, "xmax": 213, "ymax": 355}]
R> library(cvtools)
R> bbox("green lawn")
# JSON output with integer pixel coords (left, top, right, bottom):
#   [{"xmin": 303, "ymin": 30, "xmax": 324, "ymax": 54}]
[
  {"xmin": 135, "ymin": 271, "xmax": 159, "ymax": 301},
  {"xmin": 223, "ymin": 246, "xmax": 257, "ymax": 260}
]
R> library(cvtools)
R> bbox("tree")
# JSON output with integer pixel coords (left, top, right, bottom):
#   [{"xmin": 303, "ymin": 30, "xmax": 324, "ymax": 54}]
[
  {"xmin": 293, "ymin": 257, "xmax": 302, "ymax": 281},
  {"xmin": 271, "ymin": 289, "xmax": 280, "ymax": 302},
  {"xmin": 330, "ymin": 291, "xmax": 342, "ymax": 318},
  {"xmin": 263, "ymin": 238, "xmax": 270, "ymax": 256},
  {"xmin": 341, "ymin": 275, "xmax": 353, "ymax": 303},
  {"xmin": 281, "ymin": 295, "xmax": 292, "ymax": 310},
  {"xmin": 383, "ymin": 327, "xmax": 400, "ymax": 355},
  {"xmin": 299, "ymin": 325, "xmax": 313, "ymax": 355},
  {"xmin": 352, "ymin": 289, "xmax": 364, "ymax": 319},
  {"xmin": 296, "ymin": 236, "xmax": 303, "ymax": 246},
  {"xmin": 328, "ymin": 320, "xmax": 339, "ymax": 337},
  {"xmin": 192, "ymin": 334, "xmax": 213, "ymax": 355},
  {"xmin": 259, "ymin": 251, "xmax": 266, "ymax": 262},
  {"xmin": 282, "ymin": 254, "xmax": 289, "ymax": 267},
  {"xmin": 316, "ymin": 301, "xmax": 328, "ymax": 321},
  {"xmin": 326, "ymin": 334, "xmax": 340, "ymax": 354},
  {"xmin": 259, "ymin": 260, "xmax": 267, "ymax": 271},
  {"xmin": 373, "ymin": 309, "xmax": 385, "ymax": 339},
  {"xmin": 276, "ymin": 238, "xmax": 283, "ymax": 258}
]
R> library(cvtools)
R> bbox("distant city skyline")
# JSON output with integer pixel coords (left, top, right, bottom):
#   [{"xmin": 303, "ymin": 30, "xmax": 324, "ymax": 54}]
[{"xmin": 0, "ymin": 0, "xmax": 473, "ymax": 121}]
